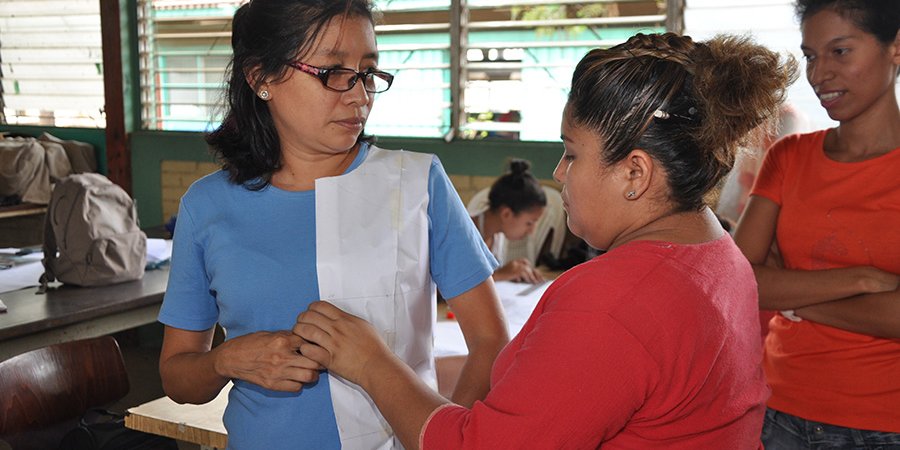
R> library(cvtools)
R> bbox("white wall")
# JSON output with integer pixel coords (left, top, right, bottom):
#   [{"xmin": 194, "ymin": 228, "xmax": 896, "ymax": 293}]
[{"xmin": 684, "ymin": 0, "xmax": 899, "ymax": 133}]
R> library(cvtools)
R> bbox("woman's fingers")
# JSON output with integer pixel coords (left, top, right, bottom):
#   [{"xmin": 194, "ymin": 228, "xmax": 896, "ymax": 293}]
[
  {"xmin": 511, "ymin": 259, "xmax": 543, "ymax": 284},
  {"xmin": 293, "ymin": 319, "xmax": 332, "ymax": 348},
  {"xmin": 292, "ymin": 302, "xmax": 392, "ymax": 385},
  {"xmin": 298, "ymin": 338, "xmax": 332, "ymax": 366},
  {"xmin": 215, "ymin": 330, "xmax": 326, "ymax": 392},
  {"xmin": 293, "ymin": 303, "xmax": 354, "ymax": 368},
  {"xmin": 531, "ymin": 267, "xmax": 545, "ymax": 283},
  {"xmin": 522, "ymin": 266, "xmax": 537, "ymax": 284},
  {"xmin": 270, "ymin": 368, "xmax": 320, "ymax": 392},
  {"xmin": 307, "ymin": 300, "xmax": 346, "ymax": 319}
]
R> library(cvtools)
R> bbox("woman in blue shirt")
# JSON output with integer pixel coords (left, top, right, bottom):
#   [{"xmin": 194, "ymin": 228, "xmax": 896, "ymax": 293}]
[{"xmin": 157, "ymin": 1, "xmax": 508, "ymax": 448}]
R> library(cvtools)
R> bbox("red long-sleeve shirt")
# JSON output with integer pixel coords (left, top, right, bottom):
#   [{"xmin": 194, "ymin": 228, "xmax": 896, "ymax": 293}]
[{"xmin": 422, "ymin": 236, "xmax": 767, "ymax": 449}]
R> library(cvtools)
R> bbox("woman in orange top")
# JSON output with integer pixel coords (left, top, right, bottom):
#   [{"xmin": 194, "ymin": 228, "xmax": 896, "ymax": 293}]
[{"xmin": 734, "ymin": 0, "xmax": 900, "ymax": 447}]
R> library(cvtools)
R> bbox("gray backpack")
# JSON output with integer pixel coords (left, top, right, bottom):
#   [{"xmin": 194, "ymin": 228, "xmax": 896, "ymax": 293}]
[{"xmin": 40, "ymin": 173, "xmax": 147, "ymax": 289}]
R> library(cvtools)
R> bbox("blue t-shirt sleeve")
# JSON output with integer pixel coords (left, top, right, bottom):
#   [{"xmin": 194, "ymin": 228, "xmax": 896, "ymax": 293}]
[
  {"xmin": 158, "ymin": 193, "xmax": 220, "ymax": 331},
  {"xmin": 427, "ymin": 156, "xmax": 499, "ymax": 299}
]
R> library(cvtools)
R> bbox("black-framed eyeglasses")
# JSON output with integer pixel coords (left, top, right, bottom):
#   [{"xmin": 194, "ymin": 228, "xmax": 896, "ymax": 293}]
[{"xmin": 287, "ymin": 62, "xmax": 394, "ymax": 94}]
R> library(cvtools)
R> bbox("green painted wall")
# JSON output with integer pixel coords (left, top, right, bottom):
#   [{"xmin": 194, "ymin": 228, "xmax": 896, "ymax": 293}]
[{"xmin": 131, "ymin": 130, "xmax": 212, "ymax": 227}]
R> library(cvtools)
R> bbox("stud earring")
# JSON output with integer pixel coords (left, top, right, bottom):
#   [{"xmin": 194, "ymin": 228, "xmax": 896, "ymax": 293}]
[
  {"xmin": 626, "ymin": 191, "xmax": 636, "ymax": 198},
  {"xmin": 258, "ymin": 89, "xmax": 270, "ymax": 100}
]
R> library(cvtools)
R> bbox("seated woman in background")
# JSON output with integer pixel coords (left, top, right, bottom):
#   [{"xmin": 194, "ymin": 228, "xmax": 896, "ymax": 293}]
[
  {"xmin": 469, "ymin": 159, "xmax": 547, "ymax": 283},
  {"xmin": 294, "ymin": 31, "xmax": 797, "ymax": 449}
]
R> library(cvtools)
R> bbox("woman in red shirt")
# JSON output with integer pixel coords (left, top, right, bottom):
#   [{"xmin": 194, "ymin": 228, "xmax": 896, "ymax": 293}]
[{"xmin": 295, "ymin": 32, "xmax": 797, "ymax": 449}]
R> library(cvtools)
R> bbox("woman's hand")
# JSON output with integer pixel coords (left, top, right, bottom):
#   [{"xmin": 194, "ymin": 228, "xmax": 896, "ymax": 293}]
[
  {"xmin": 856, "ymin": 266, "xmax": 900, "ymax": 294},
  {"xmin": 213, "ymin": 330, "xmax": 321, "ymax": 392},
  {"xmin": 293, "ymin": 301, "xmax": 394, "ymax": 386},
  {"xmin": 494, "ymin": 258, "xmax": 544, "ymax": 284},
  {"xmin": 296, "ymin": 303, "xmax": 450, "ymax": 450}
]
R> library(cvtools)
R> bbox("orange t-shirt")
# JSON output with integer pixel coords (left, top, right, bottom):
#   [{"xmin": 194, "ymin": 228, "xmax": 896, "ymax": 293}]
[{"xmin": 752, "ymin": 130, "xmax": 900, "ymax": 432}]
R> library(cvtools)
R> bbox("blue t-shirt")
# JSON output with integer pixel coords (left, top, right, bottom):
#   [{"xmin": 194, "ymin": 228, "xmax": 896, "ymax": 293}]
[{"xmin": 159, "ymin": 143, "xmax": 497, "ymax": 449}]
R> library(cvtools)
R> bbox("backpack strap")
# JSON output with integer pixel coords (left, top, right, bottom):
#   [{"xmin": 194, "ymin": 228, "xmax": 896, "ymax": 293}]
[{"xmin": 38, "ymin": 201, "xmax": 58, "ymax": 294}]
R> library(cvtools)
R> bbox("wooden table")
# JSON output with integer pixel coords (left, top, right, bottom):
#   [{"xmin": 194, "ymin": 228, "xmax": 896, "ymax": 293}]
[
  {"xmin": 126, "ymin": 383, "xmax": 230, "ymax": 450},
  {"xmin": 0, "ymin": 266, "xmax": 169, "ymax": 361},
  {"xmin": 0, "ymin": 203, "xmax": 46, "ymax": 247},
  {"xmin": 0, "ymin": 203, "xmax": 46, "ymax": 220}
]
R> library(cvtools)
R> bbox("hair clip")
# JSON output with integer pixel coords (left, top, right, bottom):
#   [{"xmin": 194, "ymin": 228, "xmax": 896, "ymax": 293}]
[{"xmin": 652, "ymin": 107, "xmax": 696, "ymax": 121}]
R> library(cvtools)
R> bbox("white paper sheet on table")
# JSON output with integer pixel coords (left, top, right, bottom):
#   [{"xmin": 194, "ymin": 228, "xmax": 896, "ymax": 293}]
[
  {"xmin": 0, "ymin": 239, "xmax": 172, "ymax": 295},
  {"xmin": 0, "ymin": 248, "xmax": 45, "ymax": 294},
  {"xmin": 434, "ymin": 279, "xmax": 551, "ymax": 357},
  {"xmin": 146, "ymin": 238, "xmax": 173, "ymax": 264}
]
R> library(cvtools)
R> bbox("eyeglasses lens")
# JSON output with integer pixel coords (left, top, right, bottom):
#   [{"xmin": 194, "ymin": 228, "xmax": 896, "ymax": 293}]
[{"xmin": 326, "ymin": 69, "xmax": 391, "ymax": 93}]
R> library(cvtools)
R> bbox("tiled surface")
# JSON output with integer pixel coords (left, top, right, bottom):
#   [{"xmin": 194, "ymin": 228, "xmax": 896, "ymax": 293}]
[
  {"xmin": 158, "ymin": 159, "xmax": 562, "ymax": 222},
  {"xmin": 160, "ymin": 161, "xmax": 219, "ymax": 221}
]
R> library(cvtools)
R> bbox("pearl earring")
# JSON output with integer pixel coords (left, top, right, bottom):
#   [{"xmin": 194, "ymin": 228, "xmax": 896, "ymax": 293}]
[{"xmin": 258, "ymin": 89, "xmax": 270, "ymax": 100}]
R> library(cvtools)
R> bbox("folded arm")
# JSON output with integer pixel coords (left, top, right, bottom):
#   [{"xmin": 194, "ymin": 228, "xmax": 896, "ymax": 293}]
[
  {"xmin": 795, "ymin": 288, "xmax": 900, "ymax": 339},
  {"xmin": 734, "ymin": 196, "xmax": 898, "ymax": 310}
]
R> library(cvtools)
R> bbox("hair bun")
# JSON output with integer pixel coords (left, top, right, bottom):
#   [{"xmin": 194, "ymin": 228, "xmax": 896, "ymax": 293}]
[{"xmin": 508, "ymin": 158, "xmax": 532, "ymax": 176}]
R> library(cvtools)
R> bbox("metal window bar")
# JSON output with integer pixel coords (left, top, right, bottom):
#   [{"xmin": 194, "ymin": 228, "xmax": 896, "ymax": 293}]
[
  {"xmin": 0, "ymin": 0, "xmax": 105, "ymax": 127},
  {"xmin": 137, "ymin": 0, "xmax": 673, "ymax": 137},
  {"xmin": 138, "ymin": 0, "xmax": 161, "ymax": 130}
]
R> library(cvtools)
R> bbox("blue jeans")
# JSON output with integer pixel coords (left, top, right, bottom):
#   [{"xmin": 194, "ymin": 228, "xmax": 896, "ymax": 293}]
[{"xmin": 762, "ymin": 408, "xmax": 900, "ymax": 449}]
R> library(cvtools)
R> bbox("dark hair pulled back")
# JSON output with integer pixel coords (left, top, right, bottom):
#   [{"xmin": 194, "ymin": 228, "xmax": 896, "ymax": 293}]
[
  {"xmin": 488, "ymin": 159, "xmax": 547, "ymax": 214},
  {"xmin": 795, "ymin": 0, "xmax": 899, "ymax": 45},
  {"xmin": 568, "ymin": 32, "xmax": 798, "ymax": 212},
  {"xmin": 206, "ymin": 0, "xmax": 376, "ymax": 189}
]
